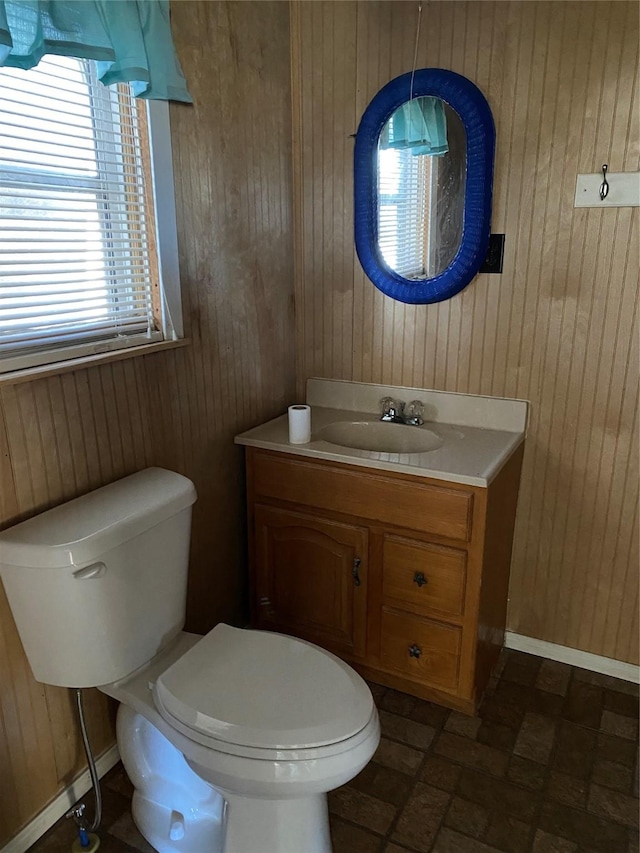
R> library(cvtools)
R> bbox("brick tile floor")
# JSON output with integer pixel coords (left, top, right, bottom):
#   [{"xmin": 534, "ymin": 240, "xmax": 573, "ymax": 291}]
[{"xmin": 29, "ymin": 649, "xmax": 639, "ymax": 853}]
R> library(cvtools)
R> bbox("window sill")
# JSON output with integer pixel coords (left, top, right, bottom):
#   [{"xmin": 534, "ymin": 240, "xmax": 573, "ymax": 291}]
[{"xmin": 0, "ymin": 338, "xmax": 190, "ymax": 387}]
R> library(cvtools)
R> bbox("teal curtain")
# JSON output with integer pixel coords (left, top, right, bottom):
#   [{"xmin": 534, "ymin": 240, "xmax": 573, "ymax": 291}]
[
  {"xmin": 380, "ymin": 97, "xmax": 448, "ymax": 156},
  {"xmin": 0, "ymin": 0, "xmax": 192, "ymax": 102}
]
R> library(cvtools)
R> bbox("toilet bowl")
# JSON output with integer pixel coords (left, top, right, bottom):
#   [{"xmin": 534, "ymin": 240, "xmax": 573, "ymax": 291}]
[
  {"xmin": 0, "ymin": 468, "xmax": 380, "ymax": 853},
  {"xmin": 103, "ymin": 625, "xmax": 380, "ymax": 853}
]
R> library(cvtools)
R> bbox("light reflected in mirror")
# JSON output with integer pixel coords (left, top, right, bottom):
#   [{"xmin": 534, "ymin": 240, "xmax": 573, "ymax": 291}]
[{"xmin": 377, "ymin": 97, "xmax": 466, "ymax": 280}]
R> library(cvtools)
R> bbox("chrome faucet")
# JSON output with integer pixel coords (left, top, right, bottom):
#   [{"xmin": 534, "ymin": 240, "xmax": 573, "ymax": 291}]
[{"xmin": 379, "ymin": 397, "xmax": 425, "ymax": 426}]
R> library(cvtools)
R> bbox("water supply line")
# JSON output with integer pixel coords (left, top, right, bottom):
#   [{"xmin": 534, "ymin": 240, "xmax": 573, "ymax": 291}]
[{"xmin": 66, "ymin": 688, "xmax": 102, "ymax": 851}]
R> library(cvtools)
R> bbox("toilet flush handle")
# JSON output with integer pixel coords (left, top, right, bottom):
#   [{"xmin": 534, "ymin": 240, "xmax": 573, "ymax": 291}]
[{"xmin": 72, "ymin": 562, "xmax": 107, "ymax": 580}]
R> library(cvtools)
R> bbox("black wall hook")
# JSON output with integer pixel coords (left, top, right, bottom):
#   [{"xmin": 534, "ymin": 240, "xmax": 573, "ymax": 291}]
[{"xmin": 599, "ymin": 164, "xmax": 609, "ymax": 200}]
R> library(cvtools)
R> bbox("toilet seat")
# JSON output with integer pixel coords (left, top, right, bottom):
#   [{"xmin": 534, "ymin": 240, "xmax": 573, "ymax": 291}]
[
  {"xmin": 154, "ymin": 694, "xmax": 379, "ymax": 762},
  {"xmin": 152, "ymin": 624, "xmax": 374, "ymax": 757}
]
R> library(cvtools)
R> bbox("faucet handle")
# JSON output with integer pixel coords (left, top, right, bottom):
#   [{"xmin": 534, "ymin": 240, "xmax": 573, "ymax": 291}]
[
  {"xmin": 406, "ymin": 400, "xmax": 425, "ymax": 417},
  {"xmin": 405, "ymin": 400, "xmax": 425, "ymax": 425},
  {"xmin": 380, "ymin": 397, "xmax": 404, "ymax": 421}
]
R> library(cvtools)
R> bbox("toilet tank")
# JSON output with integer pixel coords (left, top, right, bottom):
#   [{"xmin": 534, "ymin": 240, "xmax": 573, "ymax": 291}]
[{"xmin": 0, "ymin": 468, "xmax": 197, "ymax": 688}]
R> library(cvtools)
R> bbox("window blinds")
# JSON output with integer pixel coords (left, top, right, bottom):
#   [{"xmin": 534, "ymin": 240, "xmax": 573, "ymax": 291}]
[
  {"xmin": 0, "ymin": 54, "xmax": 160, "ymax": 373},
  {"xmin": 378, "ymin": 147, "xmax": 434, "ymax": 280}
]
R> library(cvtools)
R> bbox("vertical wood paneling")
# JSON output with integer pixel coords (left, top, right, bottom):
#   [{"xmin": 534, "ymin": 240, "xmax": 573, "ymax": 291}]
[
  {"xmin": 167, "ymin": 0, "xmax": 296, "ymax": 633},
  {"xmin": 0, "ymin": 367, "xmax": 155, "ymax": 843},
  {"xmin": 0, "ymin": 2, "xmax": 295, "ymax": 845},
  {"xmin": 292, "ymin": 1, "xmax": 639, "ymax": 664}
]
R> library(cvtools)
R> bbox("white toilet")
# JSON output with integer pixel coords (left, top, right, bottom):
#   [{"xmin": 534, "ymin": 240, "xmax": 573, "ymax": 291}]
[{"xmin": 0, "ymin": 468, "xmax": 380, "ymax": 853}]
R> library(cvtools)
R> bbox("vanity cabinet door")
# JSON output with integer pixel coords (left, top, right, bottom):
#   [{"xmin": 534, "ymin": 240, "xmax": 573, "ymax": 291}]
[{"xmin": 253, "ymin": 504, "xmax": 368, "ymax": 659}]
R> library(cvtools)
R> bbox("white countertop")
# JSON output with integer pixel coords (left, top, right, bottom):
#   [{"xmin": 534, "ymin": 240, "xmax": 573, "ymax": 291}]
[{"xmin": 235, "ymin": 379, "xmax": 528, "ymax": 487}]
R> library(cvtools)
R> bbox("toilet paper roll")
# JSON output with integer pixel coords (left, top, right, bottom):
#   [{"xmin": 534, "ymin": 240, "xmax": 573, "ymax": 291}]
[{"xmin": 288, "ymin": 404, "xmax": 311, "ymax": 444}]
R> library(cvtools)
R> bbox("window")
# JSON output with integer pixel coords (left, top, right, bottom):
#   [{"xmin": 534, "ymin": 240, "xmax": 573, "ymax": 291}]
[{"xmin": 0, "ymin": 55, "xmax": 182, "ymax": 375}]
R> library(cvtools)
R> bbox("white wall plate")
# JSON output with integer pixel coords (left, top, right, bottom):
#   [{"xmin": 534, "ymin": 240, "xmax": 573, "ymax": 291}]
[{"xmin": 574, "ymin": 171, "xmax": 640, "ymax": 207}]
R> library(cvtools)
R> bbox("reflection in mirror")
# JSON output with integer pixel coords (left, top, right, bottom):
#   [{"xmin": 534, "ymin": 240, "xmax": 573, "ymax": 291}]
[{"xmin": 377, "ymin": 98, "xmax": 466, "ymax": 280}]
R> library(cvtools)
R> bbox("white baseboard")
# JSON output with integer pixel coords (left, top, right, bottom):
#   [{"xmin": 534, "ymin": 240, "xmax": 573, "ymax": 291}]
[
  {"xmin": 505, "ymin": 632, "xmax": 640, "ymax": 684},
  {"xmin": 1, "ymin": 744, "xmax": 120, "ymax": 853}
]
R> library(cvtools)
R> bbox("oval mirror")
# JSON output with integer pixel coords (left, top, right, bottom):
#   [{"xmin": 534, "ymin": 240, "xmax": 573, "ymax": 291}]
[{"xmin": 354, "ymin": 69, "xmax": 495, "ymax": 304}]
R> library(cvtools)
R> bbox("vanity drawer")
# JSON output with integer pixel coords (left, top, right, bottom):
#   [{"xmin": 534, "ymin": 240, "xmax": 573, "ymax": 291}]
[
  {"xmin": 382, "ymin": 535, "xmax": 467, "ymax": 619},
  {"xmin": 252, "ymin": 451, "xmax": 473, "ymax": 542},
  {"xmin": 380, "ymin": 608, "xmax": 461, "ymax": 692}
]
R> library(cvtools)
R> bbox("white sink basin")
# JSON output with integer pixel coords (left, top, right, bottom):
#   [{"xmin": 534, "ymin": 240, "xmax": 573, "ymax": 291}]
[{"xmin": 318, "ymin": 420, "xmax": 443, "ymax": 454}]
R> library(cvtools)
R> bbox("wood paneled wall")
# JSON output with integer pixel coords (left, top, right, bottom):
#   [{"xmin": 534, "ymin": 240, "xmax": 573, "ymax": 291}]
[
  {"xmin": 291, "ymin": 1, "xmax": 639, "ymax": 664},
  {"xmin": 0, "ymin": 2, "xmax": 295, "ymax": 844}
]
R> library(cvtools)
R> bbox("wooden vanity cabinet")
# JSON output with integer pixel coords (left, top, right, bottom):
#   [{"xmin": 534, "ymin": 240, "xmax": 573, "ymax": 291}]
[{"xmin": 245, "ymin": 445, "xmax": 524, "ymax": 714}]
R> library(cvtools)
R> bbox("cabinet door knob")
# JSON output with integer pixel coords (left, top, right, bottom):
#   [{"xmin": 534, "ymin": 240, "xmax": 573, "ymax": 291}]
[
  {"xmin": 413, "ymin": 571, "xmax": 428, "ymax": 587},
  {"xmin": 352, "ymin": 557, "xmax": 362, "ymax": 587},
  {"xmin": 408, "ymin": 644, "xmax": 422, "ymax": 659}
]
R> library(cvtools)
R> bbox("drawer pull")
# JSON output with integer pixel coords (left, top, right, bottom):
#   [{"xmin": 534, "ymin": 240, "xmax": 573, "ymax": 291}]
[
  {"xmin": 352, "ymin": 557, "xmax": 362, "ymax": 587},
  {"xmin": 413, "ymin": 571, "xmax": 428, "ymax": 588},
  {"xmin": 408, "ymin": 644, "xmax": 422, "ymax": 659}
]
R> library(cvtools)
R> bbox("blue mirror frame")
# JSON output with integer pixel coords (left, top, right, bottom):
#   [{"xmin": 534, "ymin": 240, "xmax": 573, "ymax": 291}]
[{"xmin": 354, "ymin": 69, "xmax": 495, "ymax": 305}]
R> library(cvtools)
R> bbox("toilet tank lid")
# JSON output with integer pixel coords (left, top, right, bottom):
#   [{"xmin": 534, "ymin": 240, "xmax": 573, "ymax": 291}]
[{"xmin": 0, "ymin": 468, "xmax": 197, "ymax": 569}]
